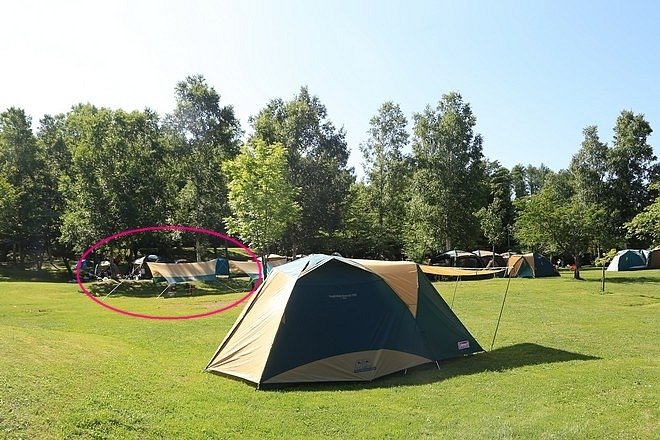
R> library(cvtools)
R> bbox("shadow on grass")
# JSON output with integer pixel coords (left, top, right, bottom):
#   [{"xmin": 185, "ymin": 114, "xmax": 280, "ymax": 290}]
[
  {"xmin": 88, "ymin": 278, "xmax": 252, "ymax": 298},
  {"xmin": 0, "ymin": 264, "xmax": 69, "ymax": 282},
  {"xmin": 592, "ymin": 276, "xmax": 660, "ymax": 284},
  {"xmin": 247, "ymin": 343, "xmax": 600, "ymax": 392}
]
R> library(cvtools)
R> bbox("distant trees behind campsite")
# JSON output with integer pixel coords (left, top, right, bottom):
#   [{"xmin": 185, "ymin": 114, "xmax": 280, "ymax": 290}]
[{"xmin": 1, "ymin": 74, "xmax": 658, "ymax": 270}]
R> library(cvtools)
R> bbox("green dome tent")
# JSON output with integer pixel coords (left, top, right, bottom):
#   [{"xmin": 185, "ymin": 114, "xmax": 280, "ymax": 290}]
[
  {"xmin": 206, "ymin": 254, "xmax": 482, "ymax": 386},
  {"xmin": 507, "ymin": 253, "xmax": 559, "ymax": 278},
  {"xmin": 606, "ymin": 249, "xmax": 647, "ymax": 271}
]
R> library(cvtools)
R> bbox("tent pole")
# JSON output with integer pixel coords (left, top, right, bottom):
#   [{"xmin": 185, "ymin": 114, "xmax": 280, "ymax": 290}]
[
  {"xmin": 490, "ymin": 275, "xmax": 512, "ymax": 351},
  {"xmin": 450, "ymin": 275, "xmax": 460, "ymax": 308}
]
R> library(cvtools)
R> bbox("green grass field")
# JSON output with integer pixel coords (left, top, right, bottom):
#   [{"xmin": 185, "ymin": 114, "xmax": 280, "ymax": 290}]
[{"xmin": 1, "ymin": 267, "xmax": 658, "ymax": 439}]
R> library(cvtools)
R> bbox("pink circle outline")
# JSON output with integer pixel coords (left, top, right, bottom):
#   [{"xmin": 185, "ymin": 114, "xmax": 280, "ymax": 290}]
[{"xmin": 75, "ymin": 225, "xmax": 263, "ymax": 320}]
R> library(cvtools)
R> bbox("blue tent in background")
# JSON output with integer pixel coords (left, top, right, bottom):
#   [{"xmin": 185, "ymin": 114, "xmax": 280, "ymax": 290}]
[{"xmin": 606, "ymin": 250, "xmax": 647, "ymax": 271}]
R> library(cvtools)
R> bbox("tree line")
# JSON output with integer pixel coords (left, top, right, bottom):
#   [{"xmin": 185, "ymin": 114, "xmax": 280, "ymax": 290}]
[{"xmin": 1, "ymin": 75, "xmax": 658, "ymax": 278}]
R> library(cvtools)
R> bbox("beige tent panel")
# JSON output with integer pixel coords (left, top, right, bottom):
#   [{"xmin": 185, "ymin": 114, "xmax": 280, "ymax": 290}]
[
  {"xmin": 229, "ymin": 260, "xmax": 261, "ymax": 276},
  {"xmin": 506, "ymin": 255, "xmax": 524, "ymax": 277},
  {"xmin": 263, "ymin": 349, "xmax": 432, "ymax": 384},
  {"xmin": 353, "ymin": 260, "xmax": 419, "ymax": 316},
  {"xmin": 206, "ymin": 270, "xmax": 295, "ymax": 383},
  {"xmin": 420, "ymin": 265, "xmax": 506, "ymax": 277},
  {"xmin": 266, "ymin": 254, "xmax": 288, "ymax": 268},
  {"xmin": 147, "ymin": 259, "xmax": 217, "ymax": 282}
]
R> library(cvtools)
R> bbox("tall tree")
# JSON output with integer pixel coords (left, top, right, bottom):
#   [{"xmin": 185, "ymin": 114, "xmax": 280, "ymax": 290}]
[
  {"xmin": 570, "ymin": 126, "xmax": 609, "ymax": 205},
  {"xmin": 477, "ymin": 161, "xmax": 513, "ymax": 251},
  {"xmin": 510, "ymin": 164, "xmax": 528, "ymax": 199},
  {"xmin": 360, "ymin": 101, "xmax": 410, "ymax": 258},
  {"xmin": 0, "ymin": 176, "xmax": 19, "ymax": 259},
  {"xmin": 338, "ymin": 181, "xmax": 378, "ymax": 257},
  {"xmin": 166, "ymin": 75, "xmax": 242, "ymax": 260},
  {"xmin": 514, "ymin": 186, "xmax": 604, "ymax": 279},
  {"xmin": 526, "ymin": 163, "xmax": 552, "ymax": 195},
  {"xmin": 608, "ymin": 110, "xmax": 658, "ymax": 244},
  {"xmin": 60, "ymin": 105, "xmax": 172, "ymax": 254},
  {"xmin": 625, "ymin": 182, "xmax": 660, "ymax": 245},
  {"xmin": 0, "ymin": 108, "xmax": 60, "ymax": 267},
  {"xmin": 403, "ymin": 92, "xmax": 485, "ymax": 259},
  {"xmin": 569, "ymin": 125, "xmax": 614, "ymax": 251},
  {"xmin": 251, "ymin": 87, "xmax": 353, "ymax": 253},
  {"xmin": 224, "ymin": 140, "xmax": 300, "ymax": 265}
]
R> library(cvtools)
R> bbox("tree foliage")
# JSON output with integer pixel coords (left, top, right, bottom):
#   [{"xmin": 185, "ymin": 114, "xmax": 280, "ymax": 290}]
[
  {"xmin": 59, "ymin": 105, "xmax": 171, "ymax": 253},
  {"xmin": 0, "ymin": 108, "xmax": 60, "ymax": 266},
  {"xmin": 166, "ymin": 75, "xmax": 241, "ymax": 260},
  {"xmin": 224, "ymin": 140, "xmax": 301, "ymax": 254},
  {"xmin": 251, "ymin": 87, "xmax": 353, "ymax": 253},
  {"xmin": 625, "ymin": 182, "xmax": 660, "ymax": 244},
  {"xmin": 514, "ymin": 186, "xmax": 604, "ymax": 278},
  {"xmin": 404, "ymin": 92, "xmax": 485, "ymax": 258},
  {"xmin": 359, "ymin": 101, "xmax": 410, "ymax": 257},
  {"xmin": 608, "ymin": 111, "xmax": 658, "ymax": 242}
]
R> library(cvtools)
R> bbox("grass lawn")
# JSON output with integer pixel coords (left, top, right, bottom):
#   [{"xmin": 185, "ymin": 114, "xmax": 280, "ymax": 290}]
[{"xmin": 1, "ymin": 267, "xmax": 658, "ymax": 439}]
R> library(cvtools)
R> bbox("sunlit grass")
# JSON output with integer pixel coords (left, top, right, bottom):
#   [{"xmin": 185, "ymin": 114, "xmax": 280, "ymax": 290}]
[{"xmin": 1, "ymin": 267, "xmax": 658, "ymax": 439}]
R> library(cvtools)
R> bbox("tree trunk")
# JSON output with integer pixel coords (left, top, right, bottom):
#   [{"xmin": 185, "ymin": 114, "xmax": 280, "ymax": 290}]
[
  {"xmin": 195, "ymin": 236, "xmax": 201, "ymax": 262},
  {"xmin": 62, "ymin": 257, "xmax": 74, "ymax": 279},
  {"xmin": 573, "ymin": 253, "xmax": 581, "ymax": 280}
]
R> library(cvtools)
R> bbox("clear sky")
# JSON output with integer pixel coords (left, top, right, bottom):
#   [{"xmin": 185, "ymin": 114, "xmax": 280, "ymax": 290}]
[{"xmin": 1, "ymin": 0, "xmax": 658, "ymax": 177}]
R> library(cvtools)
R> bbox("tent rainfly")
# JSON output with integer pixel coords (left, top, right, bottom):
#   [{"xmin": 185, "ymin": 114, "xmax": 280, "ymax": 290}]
[{"xmin": 206, "ymin": 254, "xmax": 482, "ymax": 386}]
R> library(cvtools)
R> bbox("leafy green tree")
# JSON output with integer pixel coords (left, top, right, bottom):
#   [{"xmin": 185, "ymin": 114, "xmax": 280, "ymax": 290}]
[
  {"xmin": 569, "ymin": 125, "xmax": 615, "ymax": 252},
  {"xmin": 224, "ymin": 140, "xmax": 300, "ymax": 262},
  {"xmin": 251, "ymin": 87, "xmax": 353, "ymax": 253},
  {"xmin": 166, "ymin": 75, "xmax": 242, "ymax": 260},
  {"xmin": 477, "ymin": 161, "xmax": 514, "ymax": 252},
  {"xmin": 570, "ymin": 126, "xmax": 609, "ymax": 204},
  {"xmin": 526, "ymin": 163, "xmax": 552, "ymax": 195},
  {"xmin": 337, "ymin": 182, "xmax": 378, "ymax": 257},
  {"xmin": 625, "ymin": 182, "xmax": 660, "ymax": 244},
  {"xmin": 608, "ymin": 111, "xmax": 658, "ymax": 244},
  {"xmin": 403, "ymin": 92, "xmax": 486, "ymax": 258},
  {"xmin": 360, "ymin": 102, "xmax": 410, "ymax": 258},
  {"xmin": 0, "ymin": 107, "xmax": 60, "ymax": 267},
  {"xmin": 475, "ymin": 197, "xmax": 505, "ymax": 253},
  {"xmin": 0, "ymin": 176, "xmax": 19, "ymax": 259},
  {"xmin": 514, "ymin": 187, "xmax": 604, "ymax": 279},
  {"xmin": 511, "ymin": 164, "xmax": 528, "ymax": 199},
  {"xmin": 60, "ymin": 105, "xmax": 172, "ymax": 254}
]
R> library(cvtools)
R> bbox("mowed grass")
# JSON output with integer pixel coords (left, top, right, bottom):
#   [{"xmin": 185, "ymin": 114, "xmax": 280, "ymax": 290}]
[{"xmin": 1, "ymin": 268, "xmax": 658, "ymax": 439}]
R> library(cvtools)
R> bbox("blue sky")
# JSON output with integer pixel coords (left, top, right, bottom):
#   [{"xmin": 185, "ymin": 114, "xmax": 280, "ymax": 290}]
[{"xmin": 1, "ymin": 0, "xmax": 658, "ymax": 177}]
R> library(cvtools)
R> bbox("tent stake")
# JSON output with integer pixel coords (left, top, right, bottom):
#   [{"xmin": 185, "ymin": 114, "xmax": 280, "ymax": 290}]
[{"xmin": 490, "ymin": 275, "xmax": 512, "ymax": 351}]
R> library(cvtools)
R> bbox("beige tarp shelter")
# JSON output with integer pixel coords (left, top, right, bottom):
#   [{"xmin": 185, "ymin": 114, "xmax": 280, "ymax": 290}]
[
  {"xmin": 206, "ymin": 254, "xmax": 482, "ymax": 386},
  {"xmin": 420, "ymin": 265, "xmax": 506, "ymax": 278},
  {"xmin": 229, "ymin": 260, "xmax": 261, "ymax": 280},
  {"xmin": 148, "ymin": 259, "xmax": 219, "ymax": 284}
]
